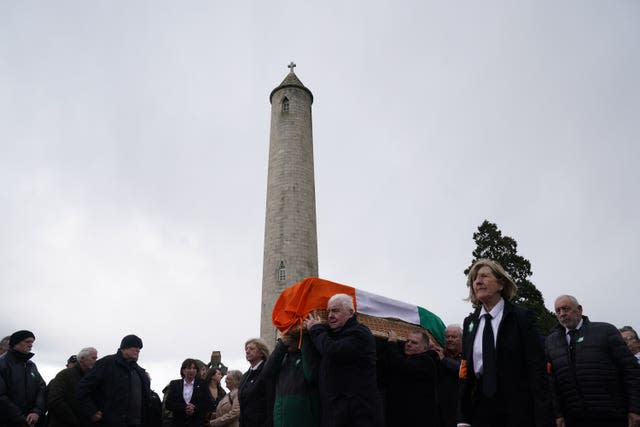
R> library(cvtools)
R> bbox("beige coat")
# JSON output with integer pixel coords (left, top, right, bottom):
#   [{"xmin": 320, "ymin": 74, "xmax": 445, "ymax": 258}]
[{"xmin": 211, "ymin": 390, "xmax": 240, "ymax": 427}]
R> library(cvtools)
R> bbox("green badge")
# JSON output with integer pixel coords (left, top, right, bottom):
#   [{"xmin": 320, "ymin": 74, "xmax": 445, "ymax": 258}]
[
  {"xmin": 468, "ymin": 322, "xmax": 474, "ymax": 333},
  {"xmin": 576, "ymin": 337, "xmax": 584, "ymax": 343}
]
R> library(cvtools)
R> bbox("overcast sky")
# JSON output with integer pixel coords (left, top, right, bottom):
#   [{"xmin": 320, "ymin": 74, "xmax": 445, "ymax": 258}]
[{"xmin": 1, "ymin": 1, "xmax": 638, "ymax": 391}]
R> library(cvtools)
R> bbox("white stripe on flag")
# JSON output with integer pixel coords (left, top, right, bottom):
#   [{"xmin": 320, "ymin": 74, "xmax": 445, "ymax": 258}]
[{"xmin": 355, "ymin": 288, "xmax": 421, "ymax": 325}]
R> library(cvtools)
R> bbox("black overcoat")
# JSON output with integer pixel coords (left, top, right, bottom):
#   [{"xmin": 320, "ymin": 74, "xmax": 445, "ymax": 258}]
[
  {"xmin": 438, "ymin": 352, "xmax": 462, "ymax": 427},
  {"xmin": 382, "ymin": 342, "xmax": 437, "ymax": 427},
  {"xmin": 458, "ymin": 299, "xmax": 554, "ymax": 427},
  {"xmin": 237, "ymin": 360, "xmax": 273, "ymax": 427},
  {"xmin": 308, "ymin": 315, "xmax": 383, "ymax": 427},
  {"xmin": 76, "ymin": 350, "xmax": 151, "ymax": 427}
]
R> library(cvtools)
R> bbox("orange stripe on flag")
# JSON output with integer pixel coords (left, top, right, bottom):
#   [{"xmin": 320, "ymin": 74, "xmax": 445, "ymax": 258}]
[{"xmin": 272, "ymin": 277, "xmax": 355, "ymax": 333}]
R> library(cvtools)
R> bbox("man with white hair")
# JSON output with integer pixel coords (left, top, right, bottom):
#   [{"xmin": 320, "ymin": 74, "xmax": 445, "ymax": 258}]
[
  {"xmin": 47, "ymin": 347, "xmax": 98, "ymax": 427},
  {"xmin": 304, "ymin": 293, "xmax": 383, "ymax": 427}
]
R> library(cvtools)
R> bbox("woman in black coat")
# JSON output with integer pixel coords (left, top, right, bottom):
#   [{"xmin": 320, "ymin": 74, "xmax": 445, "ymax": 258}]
[
  {"xmin": 457, "ymin": 259, "xmax": 554, "ymax": 427},
  {"xmin": 165, "ymin": 359, "xmax": 207, "ymax": 427},
  {"xmin": 203, "ymin": 367, "xmax": 226, "ymax": 422},
  {"xmin": 237, "ymin": 338, "xmax": 273, "ymax": 427}
]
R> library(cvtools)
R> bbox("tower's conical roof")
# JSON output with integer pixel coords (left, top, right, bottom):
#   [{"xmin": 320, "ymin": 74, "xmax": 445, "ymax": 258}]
[{"xmin": 270, "ymin": 68, "xmax": 314, "ymax": 104}]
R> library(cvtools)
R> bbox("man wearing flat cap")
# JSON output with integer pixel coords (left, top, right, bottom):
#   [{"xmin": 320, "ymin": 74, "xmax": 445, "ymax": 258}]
[
  {"xmin": 0, "ymin": 330, "xmax": 46, "ymax": 426},
  {"xmin": 77, "ymin": 334, "xmax": 151, "ymax": 427}
]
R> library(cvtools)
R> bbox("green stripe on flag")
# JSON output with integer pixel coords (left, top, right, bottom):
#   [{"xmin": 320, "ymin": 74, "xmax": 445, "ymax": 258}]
[{"xmin": 417, "ymin": 306, "xmax": 446, "ymax": 347}]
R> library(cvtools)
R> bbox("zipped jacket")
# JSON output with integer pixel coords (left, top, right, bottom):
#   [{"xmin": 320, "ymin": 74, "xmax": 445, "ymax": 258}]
[{"xmin": 0, "ymin": 350, "xmax": 46, "ymax": 423}]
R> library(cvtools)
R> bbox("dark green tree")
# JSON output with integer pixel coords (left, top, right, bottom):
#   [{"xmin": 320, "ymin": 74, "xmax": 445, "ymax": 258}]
[{"xmin": 464, "ymin": 220, "xmax": 556, "ymax": 335}]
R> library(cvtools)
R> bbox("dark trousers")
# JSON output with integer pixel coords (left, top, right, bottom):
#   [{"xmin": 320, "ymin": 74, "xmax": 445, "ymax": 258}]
[
  {"xmin": 471, "ymin": 394, "xmax": 507, "ymax": 427},
  {"xmin": 470, "ymin": 385, "xmax": 536, "ymax": 427},
  {"xmin": 565, "ymin": 417, "xmax": 626, "ymax": 427}
]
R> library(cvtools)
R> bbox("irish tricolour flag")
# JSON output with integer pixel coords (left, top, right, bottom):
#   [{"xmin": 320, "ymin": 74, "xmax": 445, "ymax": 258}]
[{"xmin": 272, "ymin": 277, "xmax": 446, "ymax": 346}]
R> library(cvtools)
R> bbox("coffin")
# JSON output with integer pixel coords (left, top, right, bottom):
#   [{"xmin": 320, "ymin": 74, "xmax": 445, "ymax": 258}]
[{"xmin": 272, "ymin": 277, "xmax": 446, "ymax": 347}]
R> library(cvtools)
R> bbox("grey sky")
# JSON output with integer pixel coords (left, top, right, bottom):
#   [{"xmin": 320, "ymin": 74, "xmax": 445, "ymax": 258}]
[{"xmin": 1, "ymin": 1, "xmax": 638, "ymax": 391}]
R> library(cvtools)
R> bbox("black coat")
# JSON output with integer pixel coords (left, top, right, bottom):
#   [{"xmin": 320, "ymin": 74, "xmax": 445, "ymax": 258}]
[
  {"xmin": 201, "ymin": 383, "xmax": 226, "ymax": 421},
  {"xmin": 545, "ymin": 316, "xmax": 640, "ymax": 421},
  {"xmin": 0, "ymin": 350, "xmax": 46, "ymax": 423},
  {"xmin": 437, "ymin": 352, "xmax": 462, "ymax": 427},
  {"xmin": 47, "ymin": 365, "xmax": 86, "ymax": 427},
  {"xmin": 382, "ymin": 342, "xmax": 437, "ymax": 427},
  {"xmin": 308, "ymin": 315, "xmax": 383, "ymax": 427},
  {"xmin": 1, "ymin": 397, "xmax": 28, "ymax": 427},
  {"xmin": 458, "ymin": 300, "xmax": 554, "ymax": 427},
  {"xmin": 77, "ymin": 350, "xmax": 151, "ymax": 427},
  {"xmin": 165, "ymin": 378, "xmax": 207, "ymax": 427},
  {"xmin": 238, "ymin": 360, "xmax": 273, "ymax": 427}
]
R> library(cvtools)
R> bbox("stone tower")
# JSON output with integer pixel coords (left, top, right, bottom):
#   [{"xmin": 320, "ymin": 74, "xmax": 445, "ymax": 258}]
[{"xmin": 260, "ymin": 63, "xmax": 318, "ymax": 345}]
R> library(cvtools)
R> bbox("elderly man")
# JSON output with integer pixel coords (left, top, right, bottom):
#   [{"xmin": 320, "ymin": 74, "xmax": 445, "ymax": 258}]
[
  {"xmin": 383, "ymin": 330, "xmax": 437, "ymax": 426},
  {"xmin": 0, "ymin": 330, "xmax": 46, "ymax": 426},
  {"xmin": 77, "ymin": 335, "xmax": 151, "ymax": 427},
  {"xmin": 304, "ymin": 293, "xmax": 383, "ymax": 427},
  {"xmin": 546, "ymin": 295, "xmax": 640, "ymax": 427},
  {"xmin": 620, "ymin": 326, "xmax": 640, "ymax": 364},
  {"xmin": 432, "ymin": 324, "xmax": 463, "ymax": 427},
  {"xmin": 47, "ymin": 347, "xmax": 98, "ymax": 427}
]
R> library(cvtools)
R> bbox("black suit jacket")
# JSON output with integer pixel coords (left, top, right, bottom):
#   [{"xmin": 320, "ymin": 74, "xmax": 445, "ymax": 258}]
[
  {"xmin": 458, "ymin": 299, "xmax": 554, "ymax": 427},
  {"xmin": 165, "ymin": 378, "xmax": 207, "ymax": 427},
  {"xmin": 238, "ymin": 361, "xmax": 274, "ymax": 427}
]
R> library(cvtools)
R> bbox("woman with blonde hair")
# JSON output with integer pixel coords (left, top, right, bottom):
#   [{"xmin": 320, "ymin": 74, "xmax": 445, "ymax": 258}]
[
  {"xmin": 210, "ymin": 370, "xmax": 242, "ymax": 427},
  {"xmin": 237, "ymin": 338, "xmax": 272, "ymax": 427},
  {"xmin": 457, "ymin": 259, "xmax": 554, "ymax": 427}
]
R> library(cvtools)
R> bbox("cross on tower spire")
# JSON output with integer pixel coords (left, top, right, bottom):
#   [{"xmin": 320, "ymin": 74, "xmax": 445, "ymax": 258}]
[{"xmin": 288, "ymin": 61, "xmax": 296, "ymax": 73}]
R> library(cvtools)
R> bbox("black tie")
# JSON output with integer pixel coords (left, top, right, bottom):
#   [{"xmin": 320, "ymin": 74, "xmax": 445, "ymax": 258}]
[
  {"xmin": 482, "ymin": 313, "xmax": 497, "ymax": 397},
  {"xmin": 568, "ymin": 329, "xmax": 578, "ymax": 363}
]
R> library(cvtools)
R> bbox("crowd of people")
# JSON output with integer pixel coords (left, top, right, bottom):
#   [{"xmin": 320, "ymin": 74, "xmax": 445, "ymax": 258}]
[{"xmin": 2, "ymin": 258, "xmax": 640, "ymax": 427}]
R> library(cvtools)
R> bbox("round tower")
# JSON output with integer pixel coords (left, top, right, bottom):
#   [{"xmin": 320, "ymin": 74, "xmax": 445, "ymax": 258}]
[{"xmin": 260, "ymin": 63, "xmax": 318, "ymax": 344}]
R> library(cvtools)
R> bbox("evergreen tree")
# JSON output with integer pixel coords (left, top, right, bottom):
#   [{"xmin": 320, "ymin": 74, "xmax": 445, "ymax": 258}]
[{"xmin": 465, "ymin": 220, "xmax": 557, "ymax": 335}]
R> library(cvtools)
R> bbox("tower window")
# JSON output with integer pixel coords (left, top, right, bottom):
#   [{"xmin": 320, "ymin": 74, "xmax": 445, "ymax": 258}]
[
  {"xmin": 278, "ymin": 261, "xmax": 286, "ymax": 281},
  {"xmin": 282, "ymin": 97, "xmax": 289, "ymax": 113}
]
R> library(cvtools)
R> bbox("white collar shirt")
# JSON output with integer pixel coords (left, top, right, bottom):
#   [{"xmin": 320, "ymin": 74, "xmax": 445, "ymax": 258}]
[
  {"xmin": 183, "ymin": 379, "xmax": 194, "ymax": 404},
  {"xmin": 472, "ymin": 298, "xmax": 505, "ymax": 376},
  {"xmin": 564, "ymin": 318, "xmax": 584, "ymax": 345}
]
